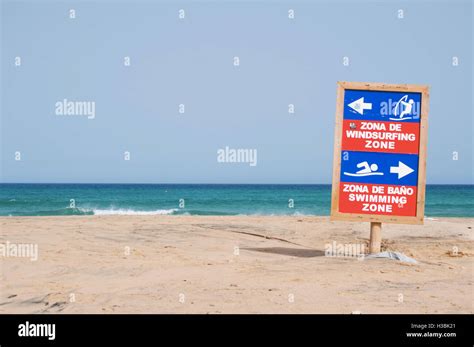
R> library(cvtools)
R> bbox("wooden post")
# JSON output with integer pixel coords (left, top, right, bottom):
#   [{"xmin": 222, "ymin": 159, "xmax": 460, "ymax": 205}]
[{"xmin": 369, "ymin": 222, "xmax": 382, "ymax": 254}]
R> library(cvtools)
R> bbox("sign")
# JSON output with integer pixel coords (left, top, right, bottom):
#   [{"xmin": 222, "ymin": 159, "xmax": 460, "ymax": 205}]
[{"xmin": 331, "ymin": 82, "xmax": 429, "ymax": 224}]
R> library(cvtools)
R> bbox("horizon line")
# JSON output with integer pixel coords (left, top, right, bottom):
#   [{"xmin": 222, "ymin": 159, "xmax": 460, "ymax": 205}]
[{"xmin": 0, "ymin": 182, "xmax": 473, "ymax": 186}]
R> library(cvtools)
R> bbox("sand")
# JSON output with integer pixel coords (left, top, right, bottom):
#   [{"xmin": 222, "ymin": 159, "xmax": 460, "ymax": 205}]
[{"xmin": 0, "ymin": 216, "xmax": 472, "ymax": 314}]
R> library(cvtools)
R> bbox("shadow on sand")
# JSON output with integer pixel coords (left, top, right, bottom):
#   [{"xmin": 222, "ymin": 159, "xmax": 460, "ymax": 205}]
[{"xmin": 242, "ymin": 247, "xmax": 325, "ymax": 258}]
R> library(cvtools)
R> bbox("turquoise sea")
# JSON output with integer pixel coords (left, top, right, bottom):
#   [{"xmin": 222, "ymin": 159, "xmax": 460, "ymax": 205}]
[{"xmin": 0, "ymin": 184, "xmax": 472, "ymax": 217}]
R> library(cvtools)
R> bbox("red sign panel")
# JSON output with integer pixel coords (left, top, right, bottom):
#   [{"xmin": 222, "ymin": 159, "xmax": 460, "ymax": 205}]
[
  {"xmin": 341, "ymin": 120, "xmax": 420, "ymax": 154},
  {"xmin": 339, "ymin": 182, "xmax": 417, "ymax": 216}
]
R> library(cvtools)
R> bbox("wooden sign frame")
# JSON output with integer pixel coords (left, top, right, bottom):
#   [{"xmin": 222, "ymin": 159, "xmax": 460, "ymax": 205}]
[{"xmin": 330, "ymin": 81, "xmax": 429, "ymax": 225}]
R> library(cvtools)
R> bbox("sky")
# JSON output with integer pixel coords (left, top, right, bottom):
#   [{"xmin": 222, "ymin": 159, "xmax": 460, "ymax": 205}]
[{"xmin": 1, "ymin": 0, "xmax": 472, "ymax": 184}]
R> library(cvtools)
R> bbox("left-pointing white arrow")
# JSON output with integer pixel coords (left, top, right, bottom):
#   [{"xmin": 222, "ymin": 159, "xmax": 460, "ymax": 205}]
[
  {"xmin": 390, "ymin": 161, "xmax": 414, "ymax": 179},
  {"xmin": 348, "ymin": 97, "xmax": 372, "ymax": 115}
]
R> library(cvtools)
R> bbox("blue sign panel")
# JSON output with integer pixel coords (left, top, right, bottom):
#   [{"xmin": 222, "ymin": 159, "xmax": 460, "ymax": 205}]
[
  {"xmin": 344, "ymin": 90, "xmax": 421, "ymax": 123},
  {"xmin": 340, "ymin": 151, "xmax": 419, "ymax": 186}
]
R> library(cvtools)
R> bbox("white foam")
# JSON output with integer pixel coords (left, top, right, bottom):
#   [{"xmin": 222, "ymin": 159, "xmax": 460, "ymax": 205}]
[{"xmin": 92, "ymin": 208, "xmax": 178, "ymax": 216}]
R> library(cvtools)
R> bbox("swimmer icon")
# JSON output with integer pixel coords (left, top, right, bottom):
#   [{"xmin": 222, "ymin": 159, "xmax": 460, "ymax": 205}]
[{"xmin": 343, "ymin": 161, "xmax": 384, "ymax": 177}]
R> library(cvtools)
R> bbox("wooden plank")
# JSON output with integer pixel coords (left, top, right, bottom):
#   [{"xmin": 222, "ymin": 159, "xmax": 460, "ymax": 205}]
[
  {"xmin": 330, "ymin": 83, "xmax": 344, "ymax": 217},
  {"xmin": 416, "ymin": 88, "xmax": 430, "ymax": 223}
]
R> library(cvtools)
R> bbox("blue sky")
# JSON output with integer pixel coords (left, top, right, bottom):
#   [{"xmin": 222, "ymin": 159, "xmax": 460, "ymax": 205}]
[{"xmin": 1, "ymin": 0, "xmax": 472, "ymax": 184}]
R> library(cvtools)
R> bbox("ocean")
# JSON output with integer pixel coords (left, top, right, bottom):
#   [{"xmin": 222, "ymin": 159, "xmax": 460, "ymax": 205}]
[{"xmin": 0, "ymin": 184, "xmax": 472, "ymax": 217}]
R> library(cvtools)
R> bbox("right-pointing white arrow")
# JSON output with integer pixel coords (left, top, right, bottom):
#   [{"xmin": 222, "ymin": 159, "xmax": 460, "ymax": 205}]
[{"xmin": 390, "ymin": 161, "xmax": 414, "ymax": 179}]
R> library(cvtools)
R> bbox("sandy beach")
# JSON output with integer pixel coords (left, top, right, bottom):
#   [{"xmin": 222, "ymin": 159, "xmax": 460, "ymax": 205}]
[{"xmin": 1, "ymin": 216, "xmax": 472, "ymax": 314}]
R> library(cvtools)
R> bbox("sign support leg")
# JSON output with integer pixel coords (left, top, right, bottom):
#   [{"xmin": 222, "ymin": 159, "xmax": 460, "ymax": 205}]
[{"xmin": 369, "ymin": 222, "xmax": 382, "ymax": 254}]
